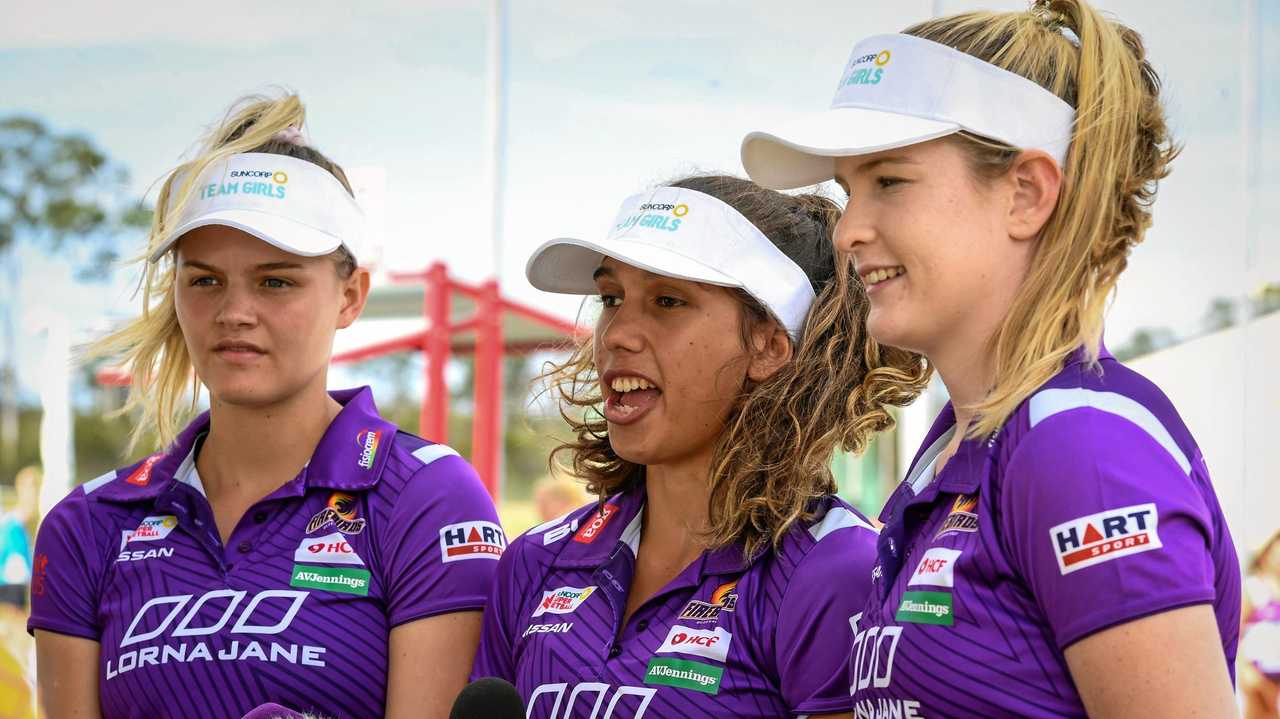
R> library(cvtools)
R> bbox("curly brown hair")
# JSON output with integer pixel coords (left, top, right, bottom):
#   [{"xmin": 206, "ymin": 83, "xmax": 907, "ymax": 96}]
[
  {"xmin": 904, "ymin": 0, "xmax": 1178, "ymax": 437},
  {"xmin": 540, "ymin": 175, "xmax": 930, "ymax": 559}
]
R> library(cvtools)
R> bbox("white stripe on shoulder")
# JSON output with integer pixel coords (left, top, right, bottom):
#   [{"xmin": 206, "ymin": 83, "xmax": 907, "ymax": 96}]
[
  {"xmin": 1028, "ymin": 388, "xmax": 1191, "ymax": 475},
  {"xmin": 411, "ymin": 444, "xmax": 461, "ymax": 466},
  {"xmin": 808, "ymin": 506, "xmax": 876, "ymax": 542},
  {"xmin": 82, "ymin": 470, "xmax": 117, "ymax": 495}
]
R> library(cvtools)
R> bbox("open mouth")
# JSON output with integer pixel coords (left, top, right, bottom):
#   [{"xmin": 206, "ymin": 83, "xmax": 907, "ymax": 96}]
[
  {"xmin": 213, "ymin": 340, "xmax": 267, "ymax": 362},
  {"xmin": 861, "ymin": 266, "xmax": 905, "ymax": 291},
  {"xmin": 602, "ymin": 372, "xmax": 663, "ymax": 425}
]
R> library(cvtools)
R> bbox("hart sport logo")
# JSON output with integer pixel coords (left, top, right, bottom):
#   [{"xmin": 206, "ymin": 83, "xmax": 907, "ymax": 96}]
[
  {"xmin": 438, "ymin": 520, "xmax": 506, "ymax": 562},
  {"xmin": 355, "ymin": 429, "xmax": 382, "ymax": 469},
  {"xmin": 1049, "ymin": 503, "xmax": 1161, "ymax": 575}
]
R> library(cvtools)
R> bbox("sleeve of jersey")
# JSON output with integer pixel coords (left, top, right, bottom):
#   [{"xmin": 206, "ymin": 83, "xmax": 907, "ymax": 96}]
[
  {"xmin": 774, "ymin": 526, "xmax": 878, "ymax": 715},
  {"xmin": 381, "ymin": 454, "xmax": 504, "ymax": 628},
  {"xmin": 27, "ymin": 492, "xmax": 104, "ymax": 641},
  {"xmin": 1001, "ymin": 409, "xmax": 1217, "ymax": 651},
  {"xmin": 469, "ymin": 535, "xmax": 527, "ymax": 682}
]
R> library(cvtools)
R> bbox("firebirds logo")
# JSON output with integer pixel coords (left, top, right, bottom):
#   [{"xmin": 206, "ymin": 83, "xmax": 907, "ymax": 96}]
[
  {"xmin": 935, "ymin": 494, "xmax": 979, "ymax": 537},
  {"xmin": 1049, "ymin": 503, "xmax": 1162, "ymax": 575},
  {"xmin": 677, "ymin": 580, "xmax": 738, "ymax": 623},
  {"xmin": 305, "ymin": 492, "xmax": 367, "ymax": 535}
]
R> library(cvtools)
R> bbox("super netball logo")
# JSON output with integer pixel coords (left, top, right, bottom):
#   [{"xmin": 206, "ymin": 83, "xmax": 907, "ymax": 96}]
[{"xmin": 106, "ymin": 590, "xmax": 325, "ymax": 680}]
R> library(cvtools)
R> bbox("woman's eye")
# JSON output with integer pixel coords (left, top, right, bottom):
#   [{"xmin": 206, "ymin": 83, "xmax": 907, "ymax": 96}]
[
  {"xmin": 877, "ymin": 176, "xmax": 907, "ymax": 189},
  {"xmin": 263, "ymin": 277, "xmax": 292, "ymax": 289},
  {"xmin": 598, "ymin": 294, "xmax": 621, "ymax": 308},
  {"xmin": 656, "ymin": 296, "xmax": 685, "ymax": 308},
  {"xmin": 190, "ymin": 276, "xmax": 218, "ymax": 287}
]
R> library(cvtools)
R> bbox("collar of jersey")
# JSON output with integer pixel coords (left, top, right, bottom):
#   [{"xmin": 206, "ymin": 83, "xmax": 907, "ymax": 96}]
[
  {"xmin": 90, "ymin": 386, "xmax": 397, "ymax": 503},
  {"xmin": 879, "ymin": 339, "xmax": 1117, "ymax": 522},
  {"xmin": 549, "ymin": 482, "xmax": 757, "ymax": 576}
]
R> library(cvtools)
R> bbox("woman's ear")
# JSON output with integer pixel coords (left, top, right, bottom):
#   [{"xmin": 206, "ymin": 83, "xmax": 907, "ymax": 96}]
[
  {"xmin": 1006, "ymin": 149, "xmax": 1063, "ymax": 242},
  {"xmin": 747, "ymin": 322, "xmax": 794, "ymax": 383},
  {"xmin": 336, "ymin": 268, "xmax": 371, "ymax": 330}
]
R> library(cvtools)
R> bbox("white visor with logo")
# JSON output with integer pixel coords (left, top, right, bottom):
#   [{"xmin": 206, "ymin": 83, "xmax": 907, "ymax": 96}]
[
  {"xmin": 525, "ymin": 187, "xmax": 817, "ymax": 339},
  {"xmin": 148, "ymin": 152, "xmax": 365, "ymax": 263},
  {"xmin": 741, "ymin": 33, "xmax": 1076, "ymax": 190}
]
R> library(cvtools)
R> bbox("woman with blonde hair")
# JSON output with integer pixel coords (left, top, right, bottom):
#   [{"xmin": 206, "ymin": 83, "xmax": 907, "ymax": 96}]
[
  {"xmin": 28, "ymin": 94, "xmax": 503, "ymax": 719},
  {"xmin": 743, "ymin": 0, "xmax": 1241, "ymax": 716},
  {"xmin": 472, "ymin": 175, "xmax": 927, "ymax": 717}
]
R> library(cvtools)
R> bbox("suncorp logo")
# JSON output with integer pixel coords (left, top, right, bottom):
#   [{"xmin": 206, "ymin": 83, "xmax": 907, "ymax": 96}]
[
  {"xmin": 107, "ymin": 589, "xmax": 324, "ymax": 680},
  {"xmin": 844, "ymin": 48, "xmax": 892, "ymax": 86}
]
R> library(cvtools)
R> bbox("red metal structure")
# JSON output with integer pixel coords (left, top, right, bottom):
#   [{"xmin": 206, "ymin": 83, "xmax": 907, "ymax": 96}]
[
  {"xmin": 96, "ymin": 262, "xmax": 586, "ymax": 501},
  {"xmin": 329, "ymin": 263, "xmax": 585, "ymax": 499}
]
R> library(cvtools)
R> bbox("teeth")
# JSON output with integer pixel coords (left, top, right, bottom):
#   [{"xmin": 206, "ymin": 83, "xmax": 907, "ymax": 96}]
[
  {"xmin": 864, "ymin": 266, "xmax": 904, "ymax": 285},
  {"xmin": 609, "ymin": 376, "xmax": 654, "ymax": 392}
]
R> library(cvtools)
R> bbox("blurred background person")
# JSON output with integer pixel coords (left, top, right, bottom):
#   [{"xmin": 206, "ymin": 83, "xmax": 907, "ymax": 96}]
[
  {"xmin": 0, "ymin": 466, "xmax": 39, "ymax": 611},
  {"xmin": 1243, "ymin": 529, "xmax": 1280, "ymax": 719},
  {"xmin": 531, "ymin": 473, "xmax": 587, "ymax": 523}
]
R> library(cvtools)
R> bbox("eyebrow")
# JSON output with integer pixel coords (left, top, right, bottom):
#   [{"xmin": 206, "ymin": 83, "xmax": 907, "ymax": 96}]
[
  {"xmin": 855, "ymin": 155, "xmax": 920, "ymax": 174},
  {"xmin": 181, "ymin": 260, "xmax": 305, "ymax": 272},
  {"xmin": 591, "ymin": 266, "xmax": 613, "ymax": 281}
]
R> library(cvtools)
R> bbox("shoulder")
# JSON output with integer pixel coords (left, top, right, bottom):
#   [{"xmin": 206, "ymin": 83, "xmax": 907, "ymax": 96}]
[
  {"xmin": 772, "ymin": 496, "xmax": 879, "ymax": 587},
  {"xmin": 1001, "ymin": 357, "xmax": 1200, "ymax": 480},
  {"xmin": 370, "ymin": 431, "xmax": 487, "ymax": 504},
  {"xmin": 503, "ymin": 500, "xmax": 606, "ymax": 569}
]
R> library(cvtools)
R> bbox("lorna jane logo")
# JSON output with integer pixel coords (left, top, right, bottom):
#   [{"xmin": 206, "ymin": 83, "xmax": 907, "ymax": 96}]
[
  {"xmin": 355, "ymin": 429, "xmax": 382, "ymax": 469},
  {"xmin": 843, "ymin": 48, "xmax": 892, "ymax": 86}
]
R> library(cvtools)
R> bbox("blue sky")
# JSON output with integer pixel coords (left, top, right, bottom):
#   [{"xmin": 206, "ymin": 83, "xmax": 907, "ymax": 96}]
[{"xmin": 1, "ymin": 0, "xmax": 1275, "ymax": 396}]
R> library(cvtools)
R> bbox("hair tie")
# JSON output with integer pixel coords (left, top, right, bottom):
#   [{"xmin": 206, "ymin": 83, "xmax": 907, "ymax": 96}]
[{"xmin": 273, "ymin": 126, "xmax": 306, "ymax": 146}]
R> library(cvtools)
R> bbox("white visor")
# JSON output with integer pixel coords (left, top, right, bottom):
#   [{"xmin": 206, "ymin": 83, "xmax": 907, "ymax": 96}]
[
  {"xmin": 525, "ymin": 187, "xmax": 818, "ymax": 339},
  {"xmin": 148, "ymin": 152, "xmax": 365, "ymax": 263},
  {"xmin": 742, "ymin": 33, "xmax": 1076, "ymax": 190}
]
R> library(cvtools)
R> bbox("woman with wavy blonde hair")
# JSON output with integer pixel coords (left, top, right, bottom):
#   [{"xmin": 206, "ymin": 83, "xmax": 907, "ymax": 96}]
[
  {"xmin": 744, "ymin": 0, "xmax": 1241, "ymax": 716},
  {"xmin": 28, "ymin": 94, "xmax": 502, "ymax": 719},
  {"xmin": 471, "ymin": 174, "xmax": 927, "ymax": 718}
]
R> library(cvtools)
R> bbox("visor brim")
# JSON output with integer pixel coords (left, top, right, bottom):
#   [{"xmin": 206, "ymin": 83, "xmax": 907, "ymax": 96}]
[
  {"xmin": 149, "ymin": 209, "xmax": 346, "ymax": 263},
  {"xmin": 526, "ymin": 237, "xmax": 742, "ymax": 295},
  {"xmin": 742, "ymin": 106, "xmax": 959, "ymax": 190}
]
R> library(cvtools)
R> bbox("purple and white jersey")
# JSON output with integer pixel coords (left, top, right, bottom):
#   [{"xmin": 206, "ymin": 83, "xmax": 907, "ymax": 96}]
[
  {"xmin": 850, "ymin": 346, "xmax": 1241, "ymax": 718},
  {"xmin": 29, "ymin": 387, "xmax": 503, "ymax": 719},
  {"xmin": 472, "ymin": 484, "xmax": 878, "ymax": 718}
]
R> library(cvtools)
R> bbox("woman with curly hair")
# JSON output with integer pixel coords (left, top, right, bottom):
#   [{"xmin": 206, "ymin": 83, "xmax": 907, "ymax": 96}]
[
  {"xmin": 742, "ymin": 0, "xmax": 1242, "ymax": 716},
  {"xmin": 470, "ymin": 174, "xmax": 927, "ymax": 718}
]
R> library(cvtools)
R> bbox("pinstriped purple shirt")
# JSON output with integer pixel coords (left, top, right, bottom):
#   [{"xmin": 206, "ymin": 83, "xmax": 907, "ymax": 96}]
[{"xmin": 29, "ymin": 387, "xmax": 502, "ymax": 719}]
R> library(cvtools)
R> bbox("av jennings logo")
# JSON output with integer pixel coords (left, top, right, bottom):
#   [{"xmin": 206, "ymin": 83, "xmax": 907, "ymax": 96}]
[
  {"xmin": 614, "ymin": 202, "xmax": 690, "ymax": 234},
  {"xmin": 644, "ymin": 657, "xmax": 724, "ymax": 695},
  {"xmin": 895, "ymin": 591, "xmax": 954, "ymax": 626},
  {"xmin": 290, "ymin": 565, "xmax": 371, "ymax": 596},
  {"xmin": 843, "ymin": 49, "xmax": 892, "ymax": 86}
]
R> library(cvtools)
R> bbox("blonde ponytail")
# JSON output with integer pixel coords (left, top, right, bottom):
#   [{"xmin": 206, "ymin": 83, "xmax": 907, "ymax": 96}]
[
  {"xmin": 904, "ymin": 0, "xmax": 1177, "ymax": 437},
  {"xmin": 88, "ymin": 92, "xmax": 354, "ymax": 453}
]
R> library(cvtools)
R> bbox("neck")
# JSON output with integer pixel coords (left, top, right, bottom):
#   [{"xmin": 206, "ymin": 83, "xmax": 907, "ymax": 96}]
[
  {"xmin": 640, "ymin": 446, "xmax": 716, "ymax": 563},
  {"xmin": 929, "ymin": 335, "xmax": 997, "ymax": 434},
  {"xmin": 198, "ymin": 386, "xmax": 342, "ymax": 501}
]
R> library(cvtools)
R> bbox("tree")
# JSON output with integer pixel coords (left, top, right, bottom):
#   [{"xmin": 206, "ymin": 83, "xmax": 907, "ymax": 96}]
[
  {"xmin": 1201, "ymin": 297, "xmax": 1238, "ymax": 333},
  {"xmin": 1114, "ymin": 326, "xmax": 1178, "ymax": 362},
  {"xmin": 0, "ymin": 116, "xmax": 151, "ymax": 466},
  {"xmin": 1253, "ymin": 283, "xmax": 1280, "ymax": 318}
]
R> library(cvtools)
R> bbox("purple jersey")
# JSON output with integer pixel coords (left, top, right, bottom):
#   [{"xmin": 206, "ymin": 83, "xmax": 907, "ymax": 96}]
[
  {"xmin": 472, "ymin": 484, "xmax": 878, "ymax": 718},
  {"xmin": 850, "ymin": 346, "xmax": 1241, "ymax": 717},
  {"xmin": 29, "ymin": 387, "xmax": 503, "ymax": 719}
]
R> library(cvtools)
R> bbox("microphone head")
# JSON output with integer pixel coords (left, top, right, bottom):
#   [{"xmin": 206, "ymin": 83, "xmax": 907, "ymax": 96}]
[
  {"xmin": 239, "ymin": 703, "xmax": 307, "ymax": 719},
  {"xmin": 449, "ymin": 677, "xmax": 524, "ymax": 719}
]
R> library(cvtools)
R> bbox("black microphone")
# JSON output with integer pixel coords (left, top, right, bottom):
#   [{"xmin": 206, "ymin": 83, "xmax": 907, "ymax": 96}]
[{"xmin": 449, "ymin": 677, "xmax": 525, "ymax": 719}]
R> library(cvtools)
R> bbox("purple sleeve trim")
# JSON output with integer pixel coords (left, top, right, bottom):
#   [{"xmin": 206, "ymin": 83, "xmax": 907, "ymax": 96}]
[
  {"xmin": 27, "ymin": 618, "xmax": 100, "ymax": 642},
  {"xmin": 791, "ymin": 696, "xmax": 856, "ymax": 714},
  {"xmin": 388, "ymin": 595, "xmax": 489, "ymax": 629},
  {"xmin": 1056, "ymin": 589, "xmax": 1217, "ymax": 650}
]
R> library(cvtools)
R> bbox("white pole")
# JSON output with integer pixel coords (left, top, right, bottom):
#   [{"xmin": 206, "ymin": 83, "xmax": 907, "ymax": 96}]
[
  {"xmin": 487, "ymin": 0, "xmax": 509, "ymax": 282},
  {"xmin": 1239, "ymin": 0, "xmax": 1260, "ymax": 550}
]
